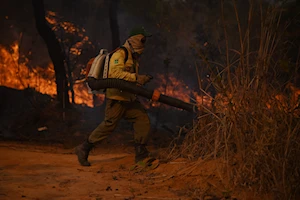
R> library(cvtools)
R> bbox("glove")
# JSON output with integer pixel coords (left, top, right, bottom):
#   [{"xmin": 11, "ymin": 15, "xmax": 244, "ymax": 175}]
[{"xmin": 136, "ymin": 74, "xmax": 152, "ymax": 86}]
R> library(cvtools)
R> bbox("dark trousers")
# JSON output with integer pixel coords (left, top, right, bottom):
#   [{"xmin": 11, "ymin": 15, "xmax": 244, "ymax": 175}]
[{"xmin": 88, "ymin": 99, "xmax": 151, "ymax": 144}]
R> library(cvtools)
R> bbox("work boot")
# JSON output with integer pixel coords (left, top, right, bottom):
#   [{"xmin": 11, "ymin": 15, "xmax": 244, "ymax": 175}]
[
  {"xmin": 75, "ymin": 140, "xmax": 94, "ymax": 166},
  {"xmin": 134, "ymin": 144, "xmax": 149, "ymax": 163},
  {"xmin": 132, "ymin": 144, "xmax": 159, "ymax": 171}
]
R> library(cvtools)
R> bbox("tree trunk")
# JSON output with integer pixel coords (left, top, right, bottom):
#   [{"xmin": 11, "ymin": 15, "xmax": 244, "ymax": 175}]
[
  {"xmin": 109, "ymin": 0, "xmax": 121, "ymax": 49},
  {"xmin": 65, "ymin": 53, "xmax": 75, "ymax": 104},
  {"xmin": 32, "ymin": 0, "xmax": 70, "ymax": 108}
]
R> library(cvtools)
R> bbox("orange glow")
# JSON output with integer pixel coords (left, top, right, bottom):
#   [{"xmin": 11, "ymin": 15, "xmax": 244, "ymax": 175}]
[
  {"xmin": 0, "ymin": 43, "xmax": 56, "ymax": 94},
  {"xmin": 266, "ymin": 86, "xmax": 300, "ymax": 116},
  {"xmin": 45, "ymin": 11, "xmax": 58, "ymax": 25},
  {"xmin": 4, "ymin": 41, "xmax": 297, "ymax": 115},
  {"xmin": 45, "ymin": 11, "xmax": 91, "ymax": 56},
  {"xmin": 148, "ymin": 73, "xmax": 212, "ymax": 109},
  {"xmin": 155, "ymin": 73, "xmax": 191, "ymax": 102},
  {"xmin": 0, "ymin": 42, "xmax": 100, "ymax": 107},
  {"xmin": 46, "ymin": 11, "xmax": 87, "ymax": 35}
]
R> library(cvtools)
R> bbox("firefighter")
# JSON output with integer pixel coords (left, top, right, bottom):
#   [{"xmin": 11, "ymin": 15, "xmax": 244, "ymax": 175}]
[{"xmin": 75, "ymin": 27, "xmax": 154, "ymax": 167}]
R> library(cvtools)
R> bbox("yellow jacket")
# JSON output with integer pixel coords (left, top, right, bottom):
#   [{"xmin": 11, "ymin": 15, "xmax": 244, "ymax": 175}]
[{"xmin": 105, "ymin": 44, "xmax": 139, "ymax": 101}]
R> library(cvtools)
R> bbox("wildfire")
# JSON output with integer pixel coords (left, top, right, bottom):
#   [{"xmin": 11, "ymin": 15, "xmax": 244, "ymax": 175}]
[
  {"xmin": 155, "ymin": 73, "xmax": 191, "ymax": 102},
  {"xmin": 6, "ymin": 40, "xmax": 296, "ymax": 115},
  {"xmin": 145, "ymin": 73, "xmax": 212, "ymax": 109},
  {"xmin": 0, "ymin": 42, "xmax": 96, "ymax": 107},
  {"xmin": 267, "ymin": 84, "xmax": 300, "ymax": 115},
  {"xmin": 0, "ymin": 43, "xmax": 55, "ymax": 93},
  {"xmin": 0, "ymin": 42, "xmax": 209, "ymax": 109},
  {"xmin": 1, "ymin": 10, "xmax": 212, "ymax": 110},
  {"xmin": 46, "ymin": 11, "xmax": 91, "ymax": 56}
]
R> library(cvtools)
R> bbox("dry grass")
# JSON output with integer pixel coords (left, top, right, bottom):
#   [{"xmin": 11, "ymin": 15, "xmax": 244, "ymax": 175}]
[{"xmin": 167, "ymin": 1, "xmax": 300, "ymax": 199}]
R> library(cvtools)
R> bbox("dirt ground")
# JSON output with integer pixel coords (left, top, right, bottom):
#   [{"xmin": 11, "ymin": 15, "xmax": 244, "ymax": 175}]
[
  {"xmin": 0, "ymin": 141, "xmax": 199, "ymax": 200},
  {"xmin": 0, "ymin": 140, "xmax": 272, "ymax": 200}
]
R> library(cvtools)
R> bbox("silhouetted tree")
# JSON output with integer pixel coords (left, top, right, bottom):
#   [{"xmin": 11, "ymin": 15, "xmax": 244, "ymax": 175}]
[{"xmin": 32, "ymin": 0, "xmax": 70, "ymax": 108}]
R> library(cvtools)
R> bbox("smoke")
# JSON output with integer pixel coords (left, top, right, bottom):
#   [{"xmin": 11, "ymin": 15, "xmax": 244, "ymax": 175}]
[{"xmin": 0, "ymin": 0, "xmax": 209, "ymax": 133}]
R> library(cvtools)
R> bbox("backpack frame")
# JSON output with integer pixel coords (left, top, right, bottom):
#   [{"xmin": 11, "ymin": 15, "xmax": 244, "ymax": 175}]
[{"xmin": 86, "ymin": 46, "xmax": 128, "ymax": 94}]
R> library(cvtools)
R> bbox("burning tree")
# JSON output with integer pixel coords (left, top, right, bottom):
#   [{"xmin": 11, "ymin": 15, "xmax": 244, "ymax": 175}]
[
  {"xmin": 31, "ymin": 0, "xmax": 123, "ymax": 108},
  {"xmin": 45, "ymin": 10, "xmax": 92, "ymax": 104}
]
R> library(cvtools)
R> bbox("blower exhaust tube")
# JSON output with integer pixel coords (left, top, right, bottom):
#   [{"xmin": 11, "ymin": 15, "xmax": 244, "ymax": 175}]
[{"xmin": 87, "ymin": 77, "xmax": 197, "ymax": 113}]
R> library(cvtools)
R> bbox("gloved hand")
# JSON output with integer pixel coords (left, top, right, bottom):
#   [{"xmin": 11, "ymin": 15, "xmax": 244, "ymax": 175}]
[{"xmin": 136, "ymin": 74, "xmax": 152, "ymax": 86}]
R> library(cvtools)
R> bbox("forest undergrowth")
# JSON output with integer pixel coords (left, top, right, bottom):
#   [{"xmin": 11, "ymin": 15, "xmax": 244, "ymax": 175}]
[{"xmin": 166, "ymin": 1, "xmax": 300, "ymax": 199}]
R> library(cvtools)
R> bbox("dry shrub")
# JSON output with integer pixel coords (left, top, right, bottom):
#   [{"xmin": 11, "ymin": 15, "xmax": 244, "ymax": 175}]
[{"xmin": 168, "ymin": 1, "xmax": 300, "ymax": 199}]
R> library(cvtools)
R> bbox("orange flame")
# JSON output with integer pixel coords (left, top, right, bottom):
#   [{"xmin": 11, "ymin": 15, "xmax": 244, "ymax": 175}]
[
  {"xmin": 143, "ymin": 73, "xmax": 212, "ymax": 109},
  {"xmin": 0, "ymin": 43, "xmax": 56, "ymax": 94},
  {"xmin": 0, "ymin": 42, "xmax": 101, "ymax": 107},
  {"xmin": 46, "ymin": 11, "xmax": 91, "ymax": 56},
  {"xmin": 267, "ymin": 85, "xmax": 300, "ymax": 115}
]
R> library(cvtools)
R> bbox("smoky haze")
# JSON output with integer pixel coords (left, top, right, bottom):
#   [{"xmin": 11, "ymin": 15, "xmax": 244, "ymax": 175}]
[
  {"xmin": 2, "ymin": 0, "xmax": 298, "ymax": 138},
  {"xmin": 0, "ymin": 0, "xmax": 209, "ymax": 139},
  {"xmin": 1, "ymin": 0, "xmax": 204, "ymax": 87}
]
